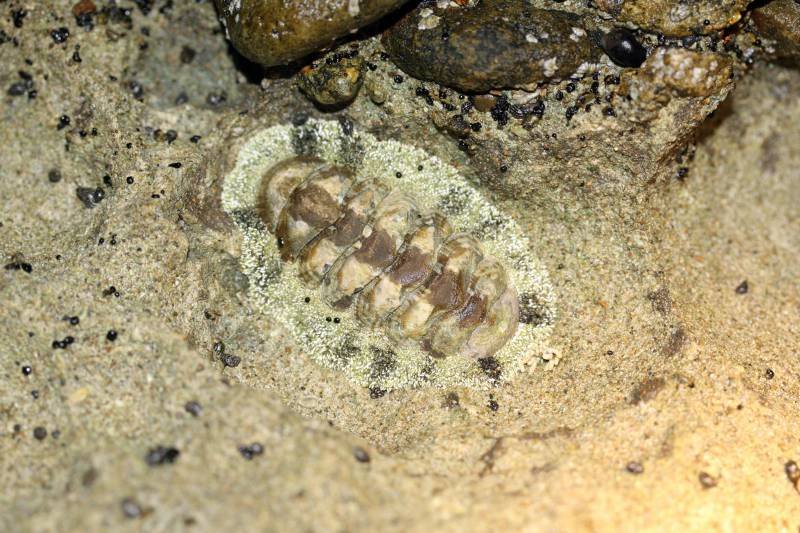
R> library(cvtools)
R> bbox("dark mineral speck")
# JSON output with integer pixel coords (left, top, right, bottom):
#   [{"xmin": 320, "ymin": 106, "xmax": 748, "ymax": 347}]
[
  {"xmin": 478, "ymin": 357, "xmax": 502, "ymax": 382},
  {"xmin": 50, "ymin": 27, "xmax": 70, "ymax": 44},
  {"xmin": 128, "ymin": 81, "xmax": 144, "ymax": 99},
  {"xmin": 443, "ymin": 392, "xmax": 460, "ymax": 409},
  {"xmin": 221, "ymin": 353, "xmax": 241, "ymax": 368},
  {"xmin": 12, "ymin": 9, "xmax": 27, "ymax": 28},
  {"xmin": 121, "ymin": 498, "xmax": 142, "ymax": 518},
  {"xmin": 626, "ymin": 461, "xmax": 644, "ymax": 474},
  {"xmin": 145, "ymin": 446, "xmax": 180, "ymax": 466},
  {"xmin": 206, "ymin": 92, "xmax": 227, "ymax": 106},
  {"xmin": 33, "ymin": 426, "xmax": 47, "ymax": 440},
  {"xmin": 735, "ymin": 280, "xmax": 749, "ymax": 294},
  {"xmin": 180, "ymin": 46, "xmax": 197, "ymax": 64},
  {"xmin": 698, "ymin": 472, "xmax": 717, "ymax": 488},
  {"xmin": 76, "ymin": 186, "xmax": 105, "ymax": 208},
  {"xmin": 57, "ymin": 115, "xmax": 71, "ymax": 130},
  {"xmin": 238, "ymin": 442, "xmax": 264, "ymax": 460},
  {"xmin": 184, "ymin": 401, "xmax": 202, "ymax": 417},
  {"xmin": 47, "ymin": 169, "xmax": 63, "ymax": 183},
  {"xmin": 785, "ymin": 460, "xmax": 800, "ymax": 489},
  {"xmin": 106, "ymin": 330, "xmax": 118, "ymax": 341},
  {"xmin": 5, "ymin": 259, "xmax": 33, "ymax": 273},
  {"xmin": 353, "ymin": 446, "xmax": 370, "ymax": 463},
  {"xmin": 602, "ymin": 29, "xmax": 647, "ymax": 68},
  {"xmin": 102, "ymin": 285, "xmax": 118, "ymax": 297},
  {"xmin": 369, "ymin": 386, "xmax": 386, "ymax": 399},
  {"xmin": 488, "ymin": 397, "xmax": 499, "ymax": 411}
]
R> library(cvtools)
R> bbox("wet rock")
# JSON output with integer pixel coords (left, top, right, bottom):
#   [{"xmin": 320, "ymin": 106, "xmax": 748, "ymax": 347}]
[
  {"xmin": 594, "ymin": 0, "xmax": 748, "ymax": 37},
  {"xmin": 641, "ymin": 48, "xmax": 733, "ymax": 98},
  {"xmin": 214, "ymin": 0, "xmax": 410, "ymax": 67},
  {"xmin": 752, "ymin": 0, "xmax": 800, "ymax": 68},
  {"xmin": 618, "ymin": 48, "xmax": 733, "ymax": 122},
  {"xmin": 382, "ymin": 1, "xmax": 601, "ymax": 92},
  {"xmin": 297, "ymin": 48, "xmax": 364, "ymax": 107}
]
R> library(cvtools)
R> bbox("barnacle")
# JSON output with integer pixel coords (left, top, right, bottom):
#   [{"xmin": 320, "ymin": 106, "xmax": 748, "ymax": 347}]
[{"xmin": 221, "ymin": 119, "xmax": 556, "ymax": 390}]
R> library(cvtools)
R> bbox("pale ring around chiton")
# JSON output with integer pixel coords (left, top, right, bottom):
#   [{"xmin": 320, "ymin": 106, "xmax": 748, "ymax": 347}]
[{"xmin": 220, "ymin": 118, "xmax": 556, "ymax": 391}]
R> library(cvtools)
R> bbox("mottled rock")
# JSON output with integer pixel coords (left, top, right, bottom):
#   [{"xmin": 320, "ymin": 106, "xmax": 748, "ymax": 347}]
[
  {"xmin": 595, "ymin": 0, "xmax": 748, "ymax": 37},
  {"xmin": 618, "ymin": 48, "xmax": 733, "ymax": 122},
  {"xmin": 752, "ymin": 0, "xmax": 800, "ymax": 68},
  {"xmin": 297, "ymin": 48, "xmax": 364, "ymax": 107},
  {"xmin": 383, "ymin": 1, "xmax": 601, "ymax": 92},
  {"xmin": 214, "ymin": 0, "xmax": 410, "ymax": 67}
]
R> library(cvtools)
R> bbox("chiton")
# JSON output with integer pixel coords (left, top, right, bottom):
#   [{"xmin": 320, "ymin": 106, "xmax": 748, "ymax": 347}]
[{"xmin": 221, "ymin": 119, "xmax": 556, "ymax": 390}]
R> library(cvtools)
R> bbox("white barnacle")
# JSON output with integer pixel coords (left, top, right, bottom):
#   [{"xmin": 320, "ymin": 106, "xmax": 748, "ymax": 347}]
[
  {"xmin": 418, "ymin": 8, "xmax": 441, "ymax": 30},
  {"xmin": 542, "ymin": 57, "xmax": 558, "ymax": 77},
  {"xmin": 220, "ymin": 120, "xmax": 556, "ymax": 390},
  {"xmin": 570, "ymin": 27, "xmax": 586, "ymax": 42}
]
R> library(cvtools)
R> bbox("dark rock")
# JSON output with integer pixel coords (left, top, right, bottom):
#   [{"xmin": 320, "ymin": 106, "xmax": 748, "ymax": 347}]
[
  {"xmin": 76, "ymin": 186, "xmax": 105, "ymax": 208},
  {"xmin": 383, "ymin": 1, "xmax": 601, "ymax": 92},
  {"xmin": 752, "ymin": 0, "xmax": 800, "ymax": 68},
  {"xmin": 214, "ymin": 0, "xmax": 410, "ymax": 67},
  {"xmin": 602, "ymin": 29, "xmax": 647, "ymax": 68},
  {"xmin": 144, "ymin": 445, "xmax": 180, "ymax": 466}
]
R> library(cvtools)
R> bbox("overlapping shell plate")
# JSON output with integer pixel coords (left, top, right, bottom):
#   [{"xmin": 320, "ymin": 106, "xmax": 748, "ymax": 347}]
[{"xmin": 220, "ymin": 119, "xmax": 556, "ymax": 390}]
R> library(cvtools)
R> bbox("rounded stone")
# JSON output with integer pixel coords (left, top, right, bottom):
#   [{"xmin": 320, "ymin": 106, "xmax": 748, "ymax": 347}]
[
  {"xmin": 214, "ymin": 0, "xmax": 411, "ymax": 67},
  {"xmin": 297, "ymin": 49, "xmax": 364, "ymax": 107},
  {"xmin": 602, "ymin": 28, "xmax": 647, "ymax": 68},
  {"xmin": 382, "ymin": 1, "xmax": 601, "ymax": 92}
]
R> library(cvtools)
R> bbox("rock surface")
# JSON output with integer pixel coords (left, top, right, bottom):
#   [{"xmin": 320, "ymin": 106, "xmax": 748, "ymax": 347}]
[
  {"xmin": 752, "ymin": 0, "xmax": 800, "ymax": 68},
  {"xmin": 383, "ymin": 1, "xmax": 601, "ymax": 92},
  {"xmin": 214, "ymin": 0, "xmax": 410, "ymax": 66},
  {"xmin": 2, "ymin": 0, "xmax": 800, "ymax": 531},
  {"xmin": 297, "ymin": 48, "xmax": 365, "ymax": 107},
  {"xmin": 595, "ymin": 0, "xmax": 749, "ymax": 36}
]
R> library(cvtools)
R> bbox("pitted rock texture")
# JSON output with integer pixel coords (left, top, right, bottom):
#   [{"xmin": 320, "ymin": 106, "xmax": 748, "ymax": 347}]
[
  {"xmin": 214, "ymin": 0, "xmax": 410, "ymax": 66},
  {"xmin": 383, "ymin": 1, "xmax": 601, "ymax": 92},
  {"xmin": 297, "ymin": 48, "xmax": 365, "ymax": 107},
  {"xmin": 595, "ymin": 0, "xmax": 749, "ymax": 37}
]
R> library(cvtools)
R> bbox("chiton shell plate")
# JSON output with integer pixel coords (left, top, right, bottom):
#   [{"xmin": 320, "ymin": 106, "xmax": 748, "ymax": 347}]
[{"xmin": 221, "ymin": 119, "xmax": 556, "ymax": 390}]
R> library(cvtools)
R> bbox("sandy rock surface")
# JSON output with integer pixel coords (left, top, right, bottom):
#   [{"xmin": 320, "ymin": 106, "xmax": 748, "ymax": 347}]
[{"xmin": 1, "ymin": 0, "xmax": 799, "ymax": 531}]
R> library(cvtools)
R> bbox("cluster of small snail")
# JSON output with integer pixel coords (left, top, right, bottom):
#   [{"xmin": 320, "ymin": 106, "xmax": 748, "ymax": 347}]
[{"xmin": 256, "ymin": 155, "xmax": 520, "ymax": 361}]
